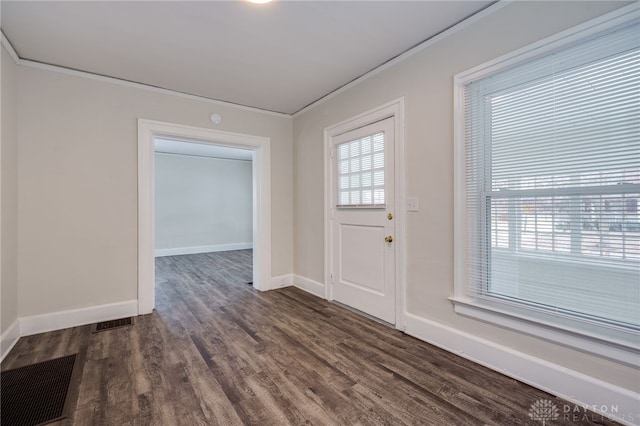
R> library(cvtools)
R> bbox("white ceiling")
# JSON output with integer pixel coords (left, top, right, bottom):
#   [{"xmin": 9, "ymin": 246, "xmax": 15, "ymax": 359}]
[
  {"xmin": 1, "ymin": 1, "xmax": 493, "ymax": 115},
  {"xmin": 155, "ymin": 138, "xmax": 253, "ymax": 161}
]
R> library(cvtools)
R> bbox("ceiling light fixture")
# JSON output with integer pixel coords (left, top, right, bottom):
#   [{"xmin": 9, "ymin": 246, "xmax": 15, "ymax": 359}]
[{"xmin": 248, "ymin": 0, "xmax": 272, "ymax": 4}]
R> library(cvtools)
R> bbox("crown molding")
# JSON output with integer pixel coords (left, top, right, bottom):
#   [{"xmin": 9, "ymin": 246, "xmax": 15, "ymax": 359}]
[
  {"xmin": 2, "ymin": 2, "xmax": 508, "ymax": 120},
  {"xmin": 292, "ymin": 1, "xmax": 509, "ymax": 118},
  {"xmin": 1, "ymin": 31, "xmax": 20, "ymax": 64},
  {"xmin": 0, "ymin": 31, "xmax": 291, "ymax": 119}
]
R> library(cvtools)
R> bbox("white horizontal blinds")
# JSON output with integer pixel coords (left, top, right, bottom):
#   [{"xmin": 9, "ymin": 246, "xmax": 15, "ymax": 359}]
[
  {"xmin": 337, "ymin": 132, "xmax": 385, "ymax": 207},
  {"xmin": 464, "ymin": 21, "xmax": 640, "ymax": 330}
]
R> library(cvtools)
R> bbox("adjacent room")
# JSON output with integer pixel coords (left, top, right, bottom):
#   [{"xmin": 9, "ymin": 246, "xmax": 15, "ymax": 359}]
[
  {"xmin": 154, "ymin": 138, "xmax": 255, "ymax": 308},
  {"xmin": 1, "ymin": 1, "xmax": 638, "ymax": 425}
]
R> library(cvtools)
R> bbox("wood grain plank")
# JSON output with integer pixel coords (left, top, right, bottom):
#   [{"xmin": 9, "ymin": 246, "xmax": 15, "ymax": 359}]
[{"xmin": 1, "ymin": 250, "xmax": 621, "ymax": 425}]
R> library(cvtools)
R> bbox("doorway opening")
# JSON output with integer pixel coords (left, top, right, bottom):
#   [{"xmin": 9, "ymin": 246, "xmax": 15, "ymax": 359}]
[
  {"xmin": 137, "ymin": 119, "xmax": 272, "ymax": 315},
  {"xmin": 154, "ymin": 138, "xmax": 254, "ymax": 304}
]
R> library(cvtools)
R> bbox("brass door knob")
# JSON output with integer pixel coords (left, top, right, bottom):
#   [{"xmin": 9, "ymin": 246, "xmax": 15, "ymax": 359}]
[{"xmin": 384, "ymin": 236, "xmax": 393, "ymax": 243}]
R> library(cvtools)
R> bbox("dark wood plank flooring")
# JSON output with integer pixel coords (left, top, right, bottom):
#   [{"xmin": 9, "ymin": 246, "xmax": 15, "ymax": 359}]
[{"xmin": 2, "ymin": 250, "xmax": 620, "ymax": 425}]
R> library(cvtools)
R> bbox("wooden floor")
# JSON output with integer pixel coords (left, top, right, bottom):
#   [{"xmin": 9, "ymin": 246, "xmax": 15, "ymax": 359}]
[{"xmin": 2, "ymin": 250, "xmax": 619, "ymax": 425}]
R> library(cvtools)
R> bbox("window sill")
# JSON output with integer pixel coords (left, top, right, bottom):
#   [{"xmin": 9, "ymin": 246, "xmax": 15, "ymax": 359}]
[{"xmin": 449, "ymin": 297, "xmax": 640, "ymax": 368}]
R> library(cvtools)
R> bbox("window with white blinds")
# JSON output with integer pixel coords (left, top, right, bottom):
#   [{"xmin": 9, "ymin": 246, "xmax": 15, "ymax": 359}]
[
  {"xmin": 455, "ymin": 13, "xmax": 640, "ymax": 358},
  {"xmin": 336, "ymin": 132, "xmax": 385, "ymax": 207}
]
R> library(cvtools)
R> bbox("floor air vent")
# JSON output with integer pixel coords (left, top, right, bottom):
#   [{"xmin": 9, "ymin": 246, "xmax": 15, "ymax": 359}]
[
  {"xmin": 93, "ymin": 317, "xmax": 133, "ymax": 332},
  {"xmin": 1, "ymin": 354, "xmax": 78, "ymax": 426}
]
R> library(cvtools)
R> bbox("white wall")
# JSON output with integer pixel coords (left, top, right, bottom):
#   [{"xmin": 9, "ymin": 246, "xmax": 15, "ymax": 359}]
[
  {"xmin": 16, "ymin": 64, "xmax": 292, "ymax": 318},
  {"xmin": 292, "ymin": 0, "xmax": 638, "ymax": 395},
  {"xmin": 154, "ymin": 152, "xmax": 252, "ymax": 255},
  {"xmin": 1, "ymin": 44, "xmax": 18, "ymax": 336}
]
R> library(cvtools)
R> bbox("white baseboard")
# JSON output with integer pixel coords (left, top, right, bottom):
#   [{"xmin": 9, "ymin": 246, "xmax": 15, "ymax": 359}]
[
  {"xmin": 271, "ymin": 274, "xmax": 293, "ymax": 290},
  {"xmin": 0, "ymin": 319, "xmax": 20, "ymax": 362},
  {"xmin": 404, "ymin": 313, "xmax": 640, "ymax": 426},
  {"xmin": 20, "ymin": 300, "xmax": 138, "ymax": 337},
  {"xmin": 155, "ymin": 242, "xmax": 253, "ymax": 257},
  {"xmin": 293, "ymin": 275, "xmax": 326, "ymax": 298}
]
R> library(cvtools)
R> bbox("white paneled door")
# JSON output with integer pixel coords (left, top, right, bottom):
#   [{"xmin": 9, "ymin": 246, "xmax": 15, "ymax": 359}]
[{"xmin": 331, "ymin": 117, "xmax": 395, "ymax": 324}]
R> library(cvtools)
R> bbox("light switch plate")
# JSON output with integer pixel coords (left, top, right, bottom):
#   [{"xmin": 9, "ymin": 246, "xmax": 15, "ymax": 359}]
[{"xmin": 407, "ymin": 197, "xmax": 419, "ymax": 212}]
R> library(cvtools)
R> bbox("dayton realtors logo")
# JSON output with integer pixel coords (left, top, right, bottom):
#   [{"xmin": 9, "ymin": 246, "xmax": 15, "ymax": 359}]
[
  {"xmin": 528, "ymin": 399, "xmax": 633, "ymax": 424},
  {"xmin": 528, "ymin": 399, "xmax": 560, "ymax": 425}
]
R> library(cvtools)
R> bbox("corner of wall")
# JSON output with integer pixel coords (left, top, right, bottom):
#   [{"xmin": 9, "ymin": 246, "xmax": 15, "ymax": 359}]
[
  {"xmin": 271, "ymin": 274, "xmax": 294, "ymax": 290},
  {"xmin": 1, "ymin": 39, "xmax": 20, "ymax": 344},
  {"xmin": 0, "ymin": 318, "xmax": 20, "ymax": 362},
  {"xmin": 293, "ymin": 275, "xmax": 325, "ymax": 299}
]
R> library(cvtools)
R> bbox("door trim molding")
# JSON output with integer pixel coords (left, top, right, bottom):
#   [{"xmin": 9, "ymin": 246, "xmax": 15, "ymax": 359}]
[
  {"xmin": 323, "ymin": 98, "xmax": 406, "ymax": 328},
  {"xmin": 137, "ymin": 119, "xmax": 272, "ymax": 314}
]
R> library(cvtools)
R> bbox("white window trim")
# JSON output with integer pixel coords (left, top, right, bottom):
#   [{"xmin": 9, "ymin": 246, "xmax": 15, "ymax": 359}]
[{"xmin": 452, "ymin": 3, "xmax": 640, "ymax": 367}]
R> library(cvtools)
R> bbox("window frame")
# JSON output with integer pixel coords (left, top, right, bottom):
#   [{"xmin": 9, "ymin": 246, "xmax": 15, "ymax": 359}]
[
  {"xmin": 452, "ymin": 5, "xmax": 640, "ymax": 367},
  {"xmin": 335, "ymin": 131, "xmax": 387, "ymax": 209}
]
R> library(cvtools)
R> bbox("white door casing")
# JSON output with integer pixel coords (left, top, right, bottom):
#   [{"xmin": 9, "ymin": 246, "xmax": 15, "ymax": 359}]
[
  {"xmin": 137, "ymin": 119, "xmax": 271, "ymax": 315},
  {"xmin": 324, "ymin": 99, "xmax": 405, "ymax": 327}
]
